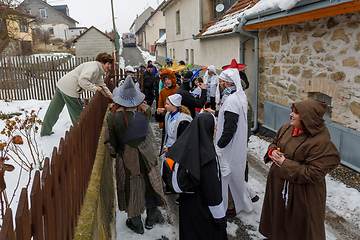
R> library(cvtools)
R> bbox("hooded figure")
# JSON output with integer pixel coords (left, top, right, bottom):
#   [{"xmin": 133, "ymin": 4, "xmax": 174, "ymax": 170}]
[
  {"xmin": 176, "ymin": 71, "xmax": 207, "ymax": 118},
  {"xmin": 215, "ymin": 68, "xmax": 257, "ymax": 215},
  {"xmin": 166, "ymin": 113, "xmax": 228, "ymax": 240},
  {"xmin": 203, "ymin": 65, "xmax": 219, "ymax": 110},
  {"xmin": 104, "ymin": 76, "xmax": 166, "ymax": 235},
  {"xmin": 259, "ymin": 99, "xmax": 340, "ymax": 240},
  {"xmin": 156, "ymin": 69, "xmax": 179, "ymax": 128}
]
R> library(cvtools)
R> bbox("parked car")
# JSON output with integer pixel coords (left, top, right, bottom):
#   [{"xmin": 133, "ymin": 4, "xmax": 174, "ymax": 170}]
[{"xmin": 122, "ymin": 33, "xmax": 136, "ymax": 47}]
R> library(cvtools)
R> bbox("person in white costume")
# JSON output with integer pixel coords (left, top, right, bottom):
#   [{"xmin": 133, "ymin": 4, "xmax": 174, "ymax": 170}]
[{"xmin": 205, "ymin": 68, "xmax": 257, "ymax": 217}]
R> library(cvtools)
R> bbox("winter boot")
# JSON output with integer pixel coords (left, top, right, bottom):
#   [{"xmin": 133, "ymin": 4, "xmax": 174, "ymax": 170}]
[
  {"xmin": 145, "ymin": 207, "xmax": 158, "ymax": 229},
  {"xmin": 126, "ymin": 216, "xmax": 144, "ymax": 234}
]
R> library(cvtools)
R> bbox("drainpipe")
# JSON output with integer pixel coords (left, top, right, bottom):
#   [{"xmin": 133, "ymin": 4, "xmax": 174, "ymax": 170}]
[
  {"xmin": 199, "ymin": 0, "xmax": 203, "ymax": 31},
  {"xmin": 237, "ymin": 16, "xmax": 259, "ymax": 132}
]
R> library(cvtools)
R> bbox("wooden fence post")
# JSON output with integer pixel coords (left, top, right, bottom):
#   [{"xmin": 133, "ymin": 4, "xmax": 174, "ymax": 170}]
[{"xmin": 30, "ymin": 171, "xmax": 44, "ymax": 240}]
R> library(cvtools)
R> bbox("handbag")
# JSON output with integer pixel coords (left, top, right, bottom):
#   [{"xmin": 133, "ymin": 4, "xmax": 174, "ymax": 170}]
[{"xmin": 162, "ymin": 157, "xmax": 199, "ymax": 194}]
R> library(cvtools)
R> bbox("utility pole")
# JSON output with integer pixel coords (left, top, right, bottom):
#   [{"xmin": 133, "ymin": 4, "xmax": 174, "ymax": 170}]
[{"xmin": 110, "ymin": 0, "xmax": 119, "ymax": 67}]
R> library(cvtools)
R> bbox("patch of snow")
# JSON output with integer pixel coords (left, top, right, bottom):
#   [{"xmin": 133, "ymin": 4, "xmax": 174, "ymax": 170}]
[{"xmin": 155, "ymin": 33, "xmax": 166, "ymax": 44}]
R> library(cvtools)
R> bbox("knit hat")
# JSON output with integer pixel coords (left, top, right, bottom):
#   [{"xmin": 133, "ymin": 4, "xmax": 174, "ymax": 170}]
[
  {"xmin": 113, "ymin": 75, "xmax": 145, "ymax": 107},
  {"xmin": 165, "ymin": 57, "xmax": 170, "ymax": 61},
  {"xmin": 125, "ymin": 65, "xmax": 136, "ymax": 73},
  {"xmin": 168, "ymin": 94, "xmax": 182, "ymax": 107},
  {"xmin": 184, "ymin": 71, "xmax": 193, "ymax": 80}
]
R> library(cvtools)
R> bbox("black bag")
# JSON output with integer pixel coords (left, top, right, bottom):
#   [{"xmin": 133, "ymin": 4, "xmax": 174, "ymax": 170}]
[{"xmin": 162, "ymin": 158, "xmax": 199, "ymax": 194}]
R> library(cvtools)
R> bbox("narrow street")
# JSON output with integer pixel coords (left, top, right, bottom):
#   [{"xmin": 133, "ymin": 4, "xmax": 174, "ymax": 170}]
[{"xmin": 121, "ymin": 46, "xmax": 146, "ymax": 67}]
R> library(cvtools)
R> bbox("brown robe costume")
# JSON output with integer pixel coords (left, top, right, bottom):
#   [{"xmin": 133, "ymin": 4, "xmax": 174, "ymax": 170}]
[{"xmin": 259, "ymin": 99, "xmax": 340, "ymax": 240}]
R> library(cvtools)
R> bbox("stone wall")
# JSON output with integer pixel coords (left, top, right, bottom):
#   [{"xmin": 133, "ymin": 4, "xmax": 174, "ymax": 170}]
[{"xmin": 258, "ymin": 12, "xmax": 360, "ymax": 131}]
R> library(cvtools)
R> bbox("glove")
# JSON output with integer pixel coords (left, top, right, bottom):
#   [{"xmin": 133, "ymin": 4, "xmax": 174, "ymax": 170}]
[{"xmin": 214, "ymin": 216, "xmax": 227, "ymax": 229}]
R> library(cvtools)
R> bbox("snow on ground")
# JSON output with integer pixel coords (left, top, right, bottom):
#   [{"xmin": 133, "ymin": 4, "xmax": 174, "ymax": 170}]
[
  {"xmin": 137, "ymin": 46, "xmax": 156, "ymax": 64},
  {"xmin": 1, "ymin": 100, "xmax": 360, "ymax": 238},
  {"xmin": 0, "ymin": 99, "xmax": 72, "ymax": 225}
]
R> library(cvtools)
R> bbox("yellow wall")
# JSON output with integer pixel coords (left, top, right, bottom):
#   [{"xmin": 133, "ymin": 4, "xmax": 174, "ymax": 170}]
[{"xmin": 6, "ymin": 14, "xmax": 33, "ymax": 42}]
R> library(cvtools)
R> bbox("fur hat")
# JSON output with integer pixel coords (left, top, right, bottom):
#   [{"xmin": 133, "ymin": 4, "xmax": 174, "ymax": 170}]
[{"xmin": 113, "ymin": 75, "xmax": 145, "ymax": 107}]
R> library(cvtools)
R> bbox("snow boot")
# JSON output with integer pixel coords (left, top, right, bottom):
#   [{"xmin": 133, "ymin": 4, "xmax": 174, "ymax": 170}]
[{"xmin": 145, "ymin": 207, "xmax": 158, "ymax": 229}]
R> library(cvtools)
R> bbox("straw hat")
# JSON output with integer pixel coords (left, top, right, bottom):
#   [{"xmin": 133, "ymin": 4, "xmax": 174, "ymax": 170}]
[{"xmin": 167, "ymin": 61, "xmax": 187, "ymax": 73}]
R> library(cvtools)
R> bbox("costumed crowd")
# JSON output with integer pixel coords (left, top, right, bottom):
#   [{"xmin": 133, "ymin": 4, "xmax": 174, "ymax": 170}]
[{"xmin": 41, "ymin": 53, "xmax": 340, "ymax": 240}]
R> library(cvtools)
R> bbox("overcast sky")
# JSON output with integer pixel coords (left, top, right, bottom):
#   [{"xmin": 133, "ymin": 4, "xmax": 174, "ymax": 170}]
[{"xmin": 46, "ymin": 0, "xmax": 161, "ymax": 34}]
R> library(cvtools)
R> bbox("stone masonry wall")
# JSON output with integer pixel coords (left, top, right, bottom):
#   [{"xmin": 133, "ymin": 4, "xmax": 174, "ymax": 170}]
[{"xmin": 258, "ymin": 12, "xmax": 360, "ymax": 131}]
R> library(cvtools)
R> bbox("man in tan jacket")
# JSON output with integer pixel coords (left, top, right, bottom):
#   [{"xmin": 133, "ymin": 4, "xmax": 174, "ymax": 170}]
[{"xmin": 40, "ymin": 52, "xmax": 113, "ymax": 136}]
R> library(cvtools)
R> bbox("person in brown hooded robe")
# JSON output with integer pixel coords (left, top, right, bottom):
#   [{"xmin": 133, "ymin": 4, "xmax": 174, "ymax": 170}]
[
  {"xmin": 259, "ymin": 99, "xmax": 340, "ymax": 240},
  {"xmin": 156, "ymin": 68, "xmax": 179, "ymax": 128}
]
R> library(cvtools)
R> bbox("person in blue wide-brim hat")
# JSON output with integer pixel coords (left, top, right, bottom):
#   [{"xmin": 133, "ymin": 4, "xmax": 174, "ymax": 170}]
[{"xmin": 104, "ymin": 75, "xmax": 166, "ymax": 235}]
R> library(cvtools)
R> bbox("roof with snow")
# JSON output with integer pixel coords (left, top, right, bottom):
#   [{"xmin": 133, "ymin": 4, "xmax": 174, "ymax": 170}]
[
  {"xmin": 155, "ymin": 33, "xmax": 166, "ymax": 45},
  {"xmin": 196, "ymin": 0, "xmax": 360, "ymax": 37},
  {"xmin": 196, "ymin": 0, "xmax": 259, "ymax": 38}
]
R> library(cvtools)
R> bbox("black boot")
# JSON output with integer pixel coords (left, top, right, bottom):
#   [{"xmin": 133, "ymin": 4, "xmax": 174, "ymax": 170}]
[
  {"xmin": 145, "ymin": 207, "xmax": 158, "ymax": 229},
  {"xmin": 126, "ymin": 216, "xmax": 144, "ymax": 234}
]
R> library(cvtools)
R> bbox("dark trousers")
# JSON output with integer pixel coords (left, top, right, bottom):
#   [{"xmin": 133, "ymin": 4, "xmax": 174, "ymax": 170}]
[{"xmin": 205, "ymin": 97, "xmax": 216, "ymax": 110}]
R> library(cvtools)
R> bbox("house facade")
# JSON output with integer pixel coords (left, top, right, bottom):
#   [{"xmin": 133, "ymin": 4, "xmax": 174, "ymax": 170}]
[
  {"xmin": 19, "ymin": 0, "xmax": 78, "ymax": 40},
  {"xmin": 136, "ymin": 1, "xmax": 166, "ymax": 53},
  {"xmin": 69, "ymin": 27, "xmax": 87, "ymax": 39},
  {"xmin": 130, "ymin": 6, "xmax": 154, "ymax": 45},
  {"xmin": 161, "ymin": 0, "xmax": 257, "ymax": 105},
  {"xmin": 0, "ymin": 2, "xmax": 36, "ymax": 54},
  {"xmin": 73, "ymin": 26, "xmax": 115, "ymax": 59}
]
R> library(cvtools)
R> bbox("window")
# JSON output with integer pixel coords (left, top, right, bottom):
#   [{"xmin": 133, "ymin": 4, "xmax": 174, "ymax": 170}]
[
  {"xmin": 309, "ymin": 93, "xmax": 332, "ymax": 120},
  {"xmin": 49, "ymin": 28, "xmax": 54, "ymax": 36},
  {"xmin": 176, "ymin": 10, "xmax": 180, "ymax": 34},
  {"xmin": 40, "ymin": 9, "xmax": 47, "ymax": 19},
  {"xmin": 173, "ymin": 49, "xmax": 176, "ymax": 59},
  {"xmin": 190, "ymin": 49, "xmax": 194, "ymax": 65},
  {"xmin": 18, "ymin": 18, "xmax": 29, "ymax": 33},
  {"xmin": 159, "ymin": 29, "xmax": 165, "ymax": 38},
  {"xmin": 213, "ymin": 0, "xmax": 237, "ymax": 20},
  {"xmin": 185, "ymin": 49, "xmax": 189, "ymax": 62}
]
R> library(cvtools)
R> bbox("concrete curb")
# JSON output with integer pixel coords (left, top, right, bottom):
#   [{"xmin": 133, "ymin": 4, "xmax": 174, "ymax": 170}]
[{"xmin": 74, "ymin": 120, "xmax": 115, "ymax": 240}]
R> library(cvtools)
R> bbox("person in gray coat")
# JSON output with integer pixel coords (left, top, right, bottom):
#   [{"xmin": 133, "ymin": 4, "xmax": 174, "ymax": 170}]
[{"xmin": 40, "ymin": 52, "xmax": 113, "ymax": 136}]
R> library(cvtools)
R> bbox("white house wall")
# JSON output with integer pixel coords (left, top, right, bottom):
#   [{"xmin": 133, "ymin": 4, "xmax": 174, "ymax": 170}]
[
  {"xmin": 198, "ymin": 35, "xmax": 255, "ymax": 107},
  {"xmin": 40, "ymin": 23, "xmax": 70, "ymax": 40},
  {"xmin": 144, "ymin": 10, "xmax": 165, "ymax": 52},
  {"xmin": 163, "ymin": 0, "xmax": 255, "ymax": 106},
  {"xmin": 164, "ymin": 0, "xmax": 201, "ymax": 65}
]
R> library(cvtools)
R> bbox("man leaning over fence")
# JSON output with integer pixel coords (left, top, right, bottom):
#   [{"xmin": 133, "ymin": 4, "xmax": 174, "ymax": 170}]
[{"xmin": 40, "ymin": 52, "xmax": 114, "ymax": 136}]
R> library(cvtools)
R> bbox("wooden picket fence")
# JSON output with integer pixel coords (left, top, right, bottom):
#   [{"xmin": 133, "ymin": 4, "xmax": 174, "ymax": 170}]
[
  {"xmin": 0, "ymin": 54, "xmax": 144, "ymax": 101},
  {"xmin": 0, "ymin": 77, "xmax": 113, "ymax": 240}
]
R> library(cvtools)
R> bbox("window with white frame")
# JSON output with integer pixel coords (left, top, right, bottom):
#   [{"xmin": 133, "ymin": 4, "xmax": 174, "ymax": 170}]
[{"xmin": 40, "ymin": 9, "xmax": 47, "ymax": 19}]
